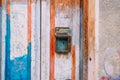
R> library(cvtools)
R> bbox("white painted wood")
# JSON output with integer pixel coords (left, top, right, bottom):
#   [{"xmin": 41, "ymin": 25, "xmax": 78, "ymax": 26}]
[
  {"xmin": 34, "ymin": 1, "xmax": 40, "ymax": 80},
  {"xmin": 55, "ymin": 2, "xmax": 73, "ymax": 79},
  {"xmin": 95, "ymin": 0, "xmax": 99, "ymax": 80},
  {"xmin": 54, "ymin": 1, "xmax": 80, "ymax": 80},
  {"xmin": 41, "ymin": 0, "xmax": 50, "ymax": 80},
  {"xmin": 72, "ymin": 5, "xmax": 80, "ymax": 80},
  {"xmin": 31, "ymin": 1, "xmax": 40, "ymax": 80},
  {"xmin": 10, "ymin": 4, "xmax": 28, "ymax": 59},
  {"xmin": 1, "ymin": 5, "xmax": 6, "ymax": 80},
  {"xmin": 31, "ymin": 3, "xmax": 36, "ymax": 80}
]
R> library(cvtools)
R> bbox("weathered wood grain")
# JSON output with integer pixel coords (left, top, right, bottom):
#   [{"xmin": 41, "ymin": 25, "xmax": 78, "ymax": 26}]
[
  {"xmin": 41, "ymin": 0, "xmax": 50, "ymax": 80},
  {"xmin": 88, "ymin": 0, "xmax": 96, "ymax": 80},
  {"xmin": 82, "ymin": 0, "xmax": 88, "ymax": 80},
  {"xmin": 54, "ymin": 0, "xmax": 80, "ymax": 79}
]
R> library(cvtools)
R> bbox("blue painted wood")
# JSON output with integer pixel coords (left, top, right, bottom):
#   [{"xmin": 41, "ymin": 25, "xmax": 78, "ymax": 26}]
[
  {"xmin": 5, "ymin": 13, "xmax": 11, "ymax": 80},
  {"xmin": 5, "ymin": 7, "xmax": 31, "ymax": 80}
]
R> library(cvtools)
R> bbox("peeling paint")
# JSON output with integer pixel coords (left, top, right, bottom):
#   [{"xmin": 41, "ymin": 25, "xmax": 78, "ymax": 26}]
[{"xmin": 4, "ymin": 0, "xmax": 32, "ymax": 79}]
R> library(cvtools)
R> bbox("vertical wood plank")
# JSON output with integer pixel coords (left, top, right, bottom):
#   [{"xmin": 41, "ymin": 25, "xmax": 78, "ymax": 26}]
[
  {"xmin": 50, "ymin": 0, "xmax": 55, "ymax": 80},
  {"xmin": 27, "ymin": 0, "xmax": 32, "ymax": 79},
  {"xmin": 54, "ymin": 0, "xmax": 73, "ymax": 79},
  {"xmin": 79, "ymin": 0, "xmax": 83, "ymax": 80},
  {"xmin": 41, "ymin": 0, "xmax": 50, "ymax": 80},
  {"xmin": 0, "ymin": 0, "xmax": 2, "ymax": 7},
  {"xmin": 5, "ymin": 0, "xmax": 11, "ymax": 79},
  {"xmin": 83, "ymin": 0, "xmax": 88, "ymax": 80},
  {"xmin": 54, "ymin": 0, "xmax": 80, "ymax": 79},
  {"xmin": 2, "ymin": 1, "xmax": 7, "ymax": 79},
  {"xmin": 0, "ymin": 0, "xmax": 2, "ymax": 79},
  {"xmin": 88, "ymin": 0, "xmax": 95, "ymax": 80},
  {"xmin": 28, "ymin": 0, "xmax": 32, "ymax": 43},
  {"xmin": 72, "ymin": 45, "xmax": 76, "ymax": 80},
  {"xmin": 72, "ymin": 0, "xmax": 80, "ymax": 79},
  {"xmin": 33, "ymin": 0, "xmax": 40, "ymax": 80}
]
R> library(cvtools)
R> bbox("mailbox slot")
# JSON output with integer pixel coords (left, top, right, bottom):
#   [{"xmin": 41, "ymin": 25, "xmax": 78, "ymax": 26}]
[{"xmin": 55, "ymin": 27, "xmax": 71, "ymax": 53}]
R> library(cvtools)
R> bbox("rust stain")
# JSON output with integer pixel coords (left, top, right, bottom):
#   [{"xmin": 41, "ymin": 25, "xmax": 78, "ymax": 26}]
[
  {"xmin": 0, "ymin": 0, "xmax": 5, "ymax": 7},
  {"xmin": 88, "ymin": 0, "xmax": 95, "ymax": 55},
  {"xmin": 72, "ymin": 45, "xmax": 76, "ymax": 80},
  {"xmin": 55, "ymin": 0, "xmax": 80, "ymax": 10},
  {"xmin": 10, "ymin": 0, "xmax": 37, "ymax": 3},
  {"xmin": 28, "ymin": 0, "xmax": 32, "ymax": 43},
  {"xmin": 55, "ymin": 0, "xmax": 73, "ymax": 8},
  {"xmin": 82, "ymin": 0, "xmax": 88, "ymax": 80},
  {"xmin": 0, "ymin": 0, "xmax": 1, "ymax": 7},
  {"xmin": 50, "ymin": 0, "xmax": 55, "ymax": 80},
  {"xmin": 88, "ymin": 20, "xmax": 95, "ymax": 54},
  {"xmin": 82, "ymin": 0, "xmax": 96, "ymax": 79}
]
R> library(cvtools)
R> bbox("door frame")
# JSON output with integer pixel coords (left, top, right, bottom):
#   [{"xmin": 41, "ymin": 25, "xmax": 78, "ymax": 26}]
[{"xmin": 82, "ymin": 0, "xmax": 96, "ymax": 80}]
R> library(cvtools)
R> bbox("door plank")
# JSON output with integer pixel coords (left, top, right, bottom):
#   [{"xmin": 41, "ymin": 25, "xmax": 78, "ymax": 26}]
[{"xmin": 41, "ymin": 0, "xmax": 50, "ymax": 80}]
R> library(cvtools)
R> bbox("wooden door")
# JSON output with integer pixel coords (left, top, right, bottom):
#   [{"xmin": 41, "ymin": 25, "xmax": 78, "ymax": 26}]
[{"xmin": 41, "ymin": 0, "xmax": 82, "ymax": 80}]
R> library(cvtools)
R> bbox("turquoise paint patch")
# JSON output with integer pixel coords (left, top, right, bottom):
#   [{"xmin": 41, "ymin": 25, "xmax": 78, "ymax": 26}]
[
  {"xmin": 5, "ymin": 14, "xmax": 11, "ymax": 80},
  {"xmin": 10, "ymin": 55, "xmax": 28, "ymax": 80},
  {"xmin": 5, "ymin": 13, "xmax": 31, "ymax": 80},
  {"xmin": 27, "ymin": 42, "xmax": 31, "ymax": 80},
  {"xmin": 6, "ymin": 43, "xmax": 31, "ymax": 80},
  {"xmin": 56, "ymin": 37, "xmax": 68, "ymax": 51}
]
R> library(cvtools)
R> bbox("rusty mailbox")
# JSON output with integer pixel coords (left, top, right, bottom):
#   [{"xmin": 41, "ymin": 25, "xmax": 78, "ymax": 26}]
[{"xmin": 55, "ymin": 27, "xmax": 71, "ymax": 53}]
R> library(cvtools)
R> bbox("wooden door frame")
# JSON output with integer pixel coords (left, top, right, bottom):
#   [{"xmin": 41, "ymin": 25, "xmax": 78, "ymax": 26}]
[{"xmin": 82, "ymin": 0, "xmax": 96, "ymax": 80}]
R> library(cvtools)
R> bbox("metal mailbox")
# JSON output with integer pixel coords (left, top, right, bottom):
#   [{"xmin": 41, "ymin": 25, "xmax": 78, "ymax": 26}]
[{"xmin": 55, "ymin": 27, "xmax": 71, "ymax": 53}]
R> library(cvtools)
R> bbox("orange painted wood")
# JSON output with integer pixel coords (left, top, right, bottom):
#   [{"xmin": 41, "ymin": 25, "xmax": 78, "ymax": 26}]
[
  {"xmin": 72, "ymin": 45, "xmax": 76, "ymax": 80},
  {"xmin": 7, "ymin": 0, "xmax": 10, "ymax": 15},
  {"xmin": 28, "ymin": 0, "xmax": 32, "ymax": 43},
  {"xmin": 50, "ymin": 0, "xmax": 55, "ymax": 80}
]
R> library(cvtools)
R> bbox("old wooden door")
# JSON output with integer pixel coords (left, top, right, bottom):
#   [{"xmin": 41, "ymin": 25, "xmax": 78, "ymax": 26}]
[{"xmin": 41, "ymin": 0, "xmax": 82, "ymax": 80}]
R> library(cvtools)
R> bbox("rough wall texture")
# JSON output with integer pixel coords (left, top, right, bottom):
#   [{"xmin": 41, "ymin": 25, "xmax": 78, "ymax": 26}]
[{"xmin": 99, "ymin": 0, "xmax": 120, "ymax": 80}]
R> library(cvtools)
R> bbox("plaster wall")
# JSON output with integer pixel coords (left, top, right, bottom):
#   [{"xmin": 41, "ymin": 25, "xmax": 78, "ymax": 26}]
[{"xmin": 98, "ymin": 0, "xmax": 120, "ymax": 79}]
